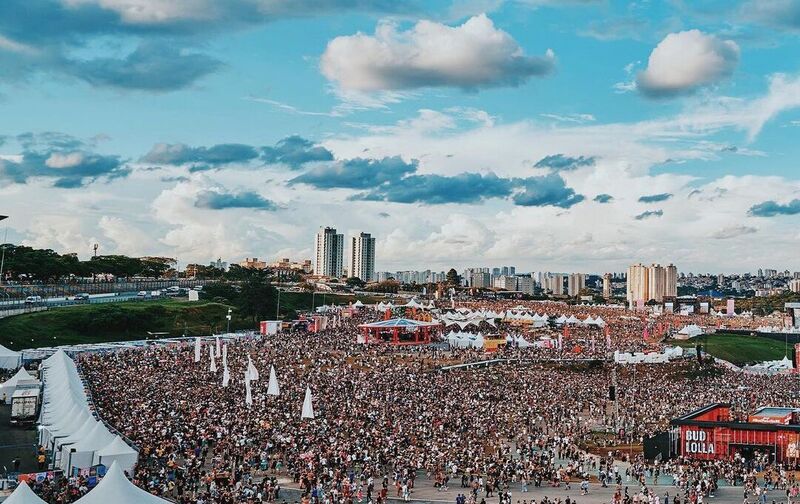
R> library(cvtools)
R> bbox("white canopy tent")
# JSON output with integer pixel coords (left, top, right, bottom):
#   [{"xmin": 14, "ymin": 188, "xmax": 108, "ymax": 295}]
[
  {"xmin": 73, "ymin": 461, "xmax": 171, "ymax": 504},
  {"xmin": 0, "ymin": 343, "xmax": 22, "ymax": 369},
  {"xmin": 3, "ymin": 481, "xmax": 47, "ymax": 504},
  {"xmin": 678, "ymin": 324, "xmax": 704, "ymax": 338},
  {"xmin": 37, "ymin": 350, "xmax": 138, "ymax": 474},
  {"xmin": 94, "ymin": 435, "xmax": 139, "ymax": 475},
  {"xmin": 0, "ymin": 367, "xmax": 38, "ymax": 400}
]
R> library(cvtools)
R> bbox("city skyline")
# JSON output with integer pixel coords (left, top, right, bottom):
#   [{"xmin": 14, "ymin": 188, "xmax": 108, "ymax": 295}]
[{"xmin": 2, "ymin": 2, "xmax": 800, "ymax": 272}]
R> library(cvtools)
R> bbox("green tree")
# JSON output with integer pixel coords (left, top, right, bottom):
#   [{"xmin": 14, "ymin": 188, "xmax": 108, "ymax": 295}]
[
  {"xmin": 346, "ymin": 277, "xmax": 366, "ymax": 289},
  {"xmin": 446, "ymin": 268, "xmax": 460, "ymax": 286}
]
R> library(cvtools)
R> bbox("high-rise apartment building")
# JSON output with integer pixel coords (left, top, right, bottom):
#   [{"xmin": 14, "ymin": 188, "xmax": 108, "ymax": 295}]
[
  {"xmin": 543, "ymin": 273, "xmax": 564, "ymax": 295},
  {"xmin": 349, "ymin": 232, "xmax": 376, "ymax": 282},
  {"xmin": 518, "ymin": 275, "xmax": 534, "ymax": 295},
  {"xmin": 314, "ymin": 227, "xmax": 344, "ymax": 277},
  {"xmin": 627, "ymin": 263, "xmax": 678, "ymax": 304},
  {"xmin": 567, "ymin": 273, "xmax": 586, "ymax": 297},
  {"xmin": 602, "ymin": 273, "xmax": 612, "ymax": 299}
]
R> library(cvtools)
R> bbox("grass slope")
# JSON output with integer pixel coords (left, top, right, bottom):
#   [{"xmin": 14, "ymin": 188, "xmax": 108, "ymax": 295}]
[
  {"xmin": 0, "ymin": 300, "xmax": 247, "ymax": 349},
  {"xmin": 672, "ymin": 332, "xmax": 789, "ymax": 366},
  {"xmin": 0, "ymin": 292, "xmax": 384, "ymax": 350}
]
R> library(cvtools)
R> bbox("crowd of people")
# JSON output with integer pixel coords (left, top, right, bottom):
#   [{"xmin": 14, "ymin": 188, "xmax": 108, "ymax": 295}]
[{"xmin": 21, "ymin": 300, "xmax": 800, "ymax": 504}]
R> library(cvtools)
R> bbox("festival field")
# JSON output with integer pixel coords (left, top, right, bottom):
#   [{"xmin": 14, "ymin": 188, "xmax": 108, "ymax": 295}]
[{"xmin": 671, "ymin": 332, "xmax": 789, "ymax": 366}]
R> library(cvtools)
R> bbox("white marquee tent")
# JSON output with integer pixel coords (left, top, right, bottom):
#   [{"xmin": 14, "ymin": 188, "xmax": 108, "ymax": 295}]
[
  {"xmin": 3, "ymin": 481, "xmax": 47, "ymax": 504},
  {"xmin": 93, "ymin": 435, "xmax": 139, "ymax": 475},
  {"xmin": 0, "ymin": 343, "xmax": 22, "ymax": 369},
  {"xmin": 72, "ymin": 461, "xmax": 171, "ymax": 504},
  {"xmin": 0, "ymin": 367, "xmax": 38, "ymax": 399},
  {"xmin": 38, "ymin": 350, "xmax": 138, "ymax": 474}
]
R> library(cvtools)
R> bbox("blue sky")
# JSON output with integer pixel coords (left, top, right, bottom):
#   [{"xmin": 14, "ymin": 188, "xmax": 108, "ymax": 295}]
[{"xmin": 1, "ymin": 0, "xmax": 800, "ymax": 273}]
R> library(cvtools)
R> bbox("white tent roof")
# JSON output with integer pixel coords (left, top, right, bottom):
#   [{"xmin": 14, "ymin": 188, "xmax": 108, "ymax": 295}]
[
  {"xmin": 73, "ymin": 461, "xmax": 170, "ymax": 504},
  {"xmin": 0, "ymin": 367, "xmax": 35, "ymax": 388},
  {"xmin": 353, "ymin": 300, "xmax": 364, "ymax": 307},
  {"xmin": 95, "ymin": 435, "xmax": 138, "ymax": 459},
  {"xmin": 3, "ymin": 481, "xmax": 47, "ymax": 504},
  {"xmin": 0, "ymin": 343, "xmax": 22, "ymax": 370}
]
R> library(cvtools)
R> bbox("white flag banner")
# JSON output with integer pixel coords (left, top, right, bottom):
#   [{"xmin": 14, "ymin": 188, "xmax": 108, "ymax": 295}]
[
  {"xmin": 267, "ymin": 365, "xmax": 280, "ymax": 396},
  {"xmin": 244, "ymin": 371, "xmax": 252, "ymax": 407},
  {"xmin": 222, "ymin": 366, "xmax": 230, "ymax": 387},
  {"xmin": 301, "ymin": 385, "xmax": 315, "ymax": 419},
  {"xmin": 194, "ymin": 337, "xmax": 201, "ymax": 362},
  {"xmin": 209, "ymin": 344, "xmax": 215, "ymax": 361},
  {"xmin": 215, "ymin": 336, "xmax": 221, "ymax": 356},
  {"xmin": 247, "ymin": 355, "xmax": 259, "ymax": 381},
  {"xmin": 210, "ymin": 350, "xmax": 217, "ymax": 373},
  {"xmin": 222, "ymin": 344, "xmax": 228, "ymax": 367}
]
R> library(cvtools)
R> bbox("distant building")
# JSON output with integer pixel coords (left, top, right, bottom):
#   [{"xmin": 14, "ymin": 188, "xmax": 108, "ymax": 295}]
[
  {"xmin": 494, "ymin": 275, "xmax": 518, "ymax": 291},
  {"xmin": 567, "ymin": 273, "xmax": 586, "ymax": 297},
  {"xmin": 790, "ymin": 279, "xmax": 800, "ymax": 293},
  {"xmin": 627, "ymin": 262, "xmax": 678, "ymax": 304},
  {"xmin": 470, "ymin": 272, "xmax": 492, "ymax": 289},
  {"xmin": 543, "ymin": 273, "xmax": 564, "ymax": 295},
  {"xmin": 517, "ymin": 275, "xmax": 535, "ymax": 295},
  {"xmin": 602, "ymin": 273, "xmax": 612, "ymax": 299},
  {"xmin": 270, "ymin": 258, "xmax": 313, "ymax": 273},
  {"xmin": 314, "ymin": 227, "xmax": 344, "ymax": 277},
  {"xmin": 239, "ymin": 257, "xmax": 267, "ymax": 269},
  {"xmin": 349, "ymin": 232, "xmax": 376, "ymax": 282}
]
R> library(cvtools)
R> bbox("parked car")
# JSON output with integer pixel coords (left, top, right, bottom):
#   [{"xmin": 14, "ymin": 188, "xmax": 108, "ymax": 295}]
[
  {"xmin": 137, "ymin": 291, "xmax": 149, "ymax": 298},
  {"xmin": 24, "ymin": 295, "xmax": 43, "ymax": 304},
  {"xmin": 73, "ymin": 293, "xmax": 90, "ymax": 301}
]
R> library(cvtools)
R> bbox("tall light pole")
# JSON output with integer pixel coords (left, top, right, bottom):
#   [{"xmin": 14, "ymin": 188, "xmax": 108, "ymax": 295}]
[
  {"xmin": 276, "ymin": 287, "xmax": 281, "ymax": 319},
  {"xmin": 0, "ymin": 215, "xmax": 8, "ymax": 286},
  {"xmin": 226, "ymin": 308, "xmax": 232, "ymax": 334}
]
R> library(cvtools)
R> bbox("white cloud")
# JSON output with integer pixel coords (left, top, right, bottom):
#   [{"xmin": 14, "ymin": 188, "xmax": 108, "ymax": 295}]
[
  {"xmin": 45, "ymin": 152, "xmax": 85, "ymax": 169},
  {"xmin": 320, "ymin": 14, "xmax": 555, "ymax": 93},
  {"xmin": 636, "ymin": 30, "xmax": 740, "ymax": 97},
  {"xmin": 62, "ymin": 0, "xmax": 219, "ymax": 24}
]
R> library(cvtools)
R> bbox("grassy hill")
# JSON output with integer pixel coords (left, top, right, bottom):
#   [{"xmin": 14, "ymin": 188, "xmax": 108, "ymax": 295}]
[
  {"xmin": 0, "ymin": 291, "xmax": 383, "ymax": 350},
  {"xmin": 671, "ymin": 332, "xmax": 789, "ymax": 366},
  {"xmin": 0, "ymin": 300, "xmax": 250, "ymax": 349}
]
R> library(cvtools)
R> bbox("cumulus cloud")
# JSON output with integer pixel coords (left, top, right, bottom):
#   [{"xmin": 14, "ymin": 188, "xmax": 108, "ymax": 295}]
[
  {"xmin": 512, "ymin": 174, "xmax": 584, "ymax": 208},
  {"xmin": 195, "ymin": 189, "xmax": 277, "ymax": 210},
  {"xmin": 0, "ymin": 0, "xmax": 415, "ymax": 91},
  {"xmin": 73, "ymin": 42, "xmax": 222, "ymax": 91},
  {"xmin": 636, "ymin": 30, "xmax": 740, "ymax": 98},
  {"xmin": 748, "ymin": 199, "xmax": 800, "ymax": 217},
  {"xmin": 320, "ymin": 14, "xmax": 555, "ymax": 92},
  {"xmin": 354, "ymin": 172, "xmax": 513, "ymax": 204},
  {"xmin": 290, "ymin": 156, "xmax": 417, "ymax": 189},
  {"xmin": 594, "ymin": 194, "xmax": 613, "ymax": 203},
  {"xmin": 141, "ymin": 142, "xmax": 259, "ymax": 170},
  {"xmin": 352, "ymin": 172, "xmax": 513, "ymax": 204},
  {"xmin": 741, "ymin": 0, "xmax": 800, "ymax": 32},
  {"xmin": 261, "ymin": 136, "xmax": 334, "ymax": 169},
  {"xmin": 634, "ymin": 209, "xmax": 663, "ymax": 220},
  {"xmin": 534, "ymin": 154, "xmax": 595, "ymax": 171},
  {"xmin": 638, "ymin": 193, "xmax": 672, "ymax": 203},
  {"xmin": 0, "ymin": 133, "xmax": 127, "ymax": 188},
  {"xmin": 712, "ymin": 225, "xmax": 757, "ymax": 239}
]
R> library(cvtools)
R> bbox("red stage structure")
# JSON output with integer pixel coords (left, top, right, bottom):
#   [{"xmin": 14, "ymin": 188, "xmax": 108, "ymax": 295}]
[
  {"xmin": 670, "ymin": 403, "xmax": 800, "ymax": 463},
  {"xmin": 358, "ymin": 318, "xmax": 441, "ymax": 345}
]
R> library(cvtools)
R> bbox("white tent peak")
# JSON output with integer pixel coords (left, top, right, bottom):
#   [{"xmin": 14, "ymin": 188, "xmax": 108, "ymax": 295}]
[
  {"xmin": 75, "ymin": 461, "xmax": 170, "ymax": 503},
  {"xmin": 267, "ymin": 365, "xmax": 280, "ymax": 396},
  {"xmin": 4, "ymin": 481, "xmax": 47, "ymax": 504},
  {"xmin": 301, "ymin": 386, "xmax": 315, "ymax": 419}
]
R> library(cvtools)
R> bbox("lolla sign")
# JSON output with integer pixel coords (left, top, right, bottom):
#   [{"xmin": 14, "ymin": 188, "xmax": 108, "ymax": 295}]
[{"xmin": 685, "ymin": 430, "xmax": 715, "ymax": 454}]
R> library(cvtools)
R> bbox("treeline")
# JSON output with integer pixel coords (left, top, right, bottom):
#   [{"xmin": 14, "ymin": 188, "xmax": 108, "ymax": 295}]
[{"xmin": 0, "ymin": 244, "xmax": 257, "ymax": 283}]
